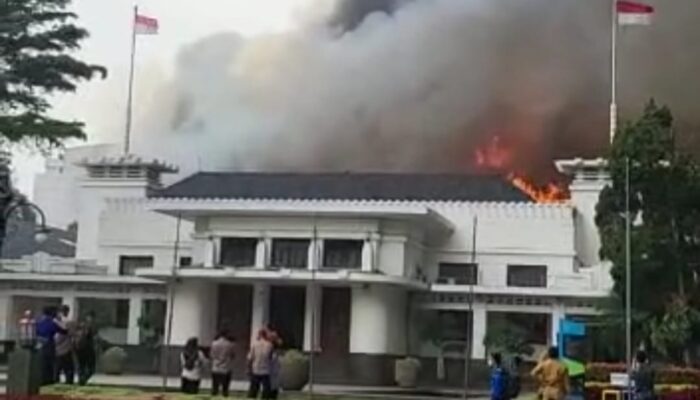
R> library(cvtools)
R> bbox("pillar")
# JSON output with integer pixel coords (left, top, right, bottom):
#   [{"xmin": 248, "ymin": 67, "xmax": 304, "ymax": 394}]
[
  {"xmin": 303, "ymin": 284, "xmax": 322, "ymax": 351},
  {"xmin": 307, "ymin": 239, "xmax": 322, "ymax": 270},
  {"xmin": 0, "ymin": 294, "xmax": 13, "ymax": 340},
  {"xmin": 350, "ymin": 285, "xmax": 406, "ymax": 355},
  {"xmin": 203, "ymin": 237, "xmax": 216, "ymax": 268},
  {"xmin": 61, "ymin": 294, "xmax": 79, "ymax": 320},
  {"xmin": 127, "ymin": 293, "xmax": 144, "ymax": 345},
  {"xmin": 255, "ymin": 238, "xmax": 267, "ymax": 268},
  {"xmin": 550, "ymin": 305, "xmax": 565, "ymax": 346},
  {"xmin": 471, "ymin": 305, "xmax": 487, "ymax": 359},
  {"xmin": 250, "ymin": 284, "xmax": 270, "ymax": 343},
  {"xmin": 361, "ymin": 235, "xmax": 379, "ymax": 272},
  {"xmin": 168, "ymin": 281, "xmax": 218, "ymax": 345}
]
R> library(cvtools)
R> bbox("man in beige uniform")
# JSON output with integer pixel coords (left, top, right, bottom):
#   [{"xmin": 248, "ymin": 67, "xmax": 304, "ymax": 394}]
[
  {"xmin": 55, "ymin": 305, "xmax": 78, "ymax": 384},
  {"xmin": 247, "ymin": 329, "xmax": 273, "ymax": 399},
  {"xmin": 531, "ymin": 347, "xmax": 569, "ymax": 400}
]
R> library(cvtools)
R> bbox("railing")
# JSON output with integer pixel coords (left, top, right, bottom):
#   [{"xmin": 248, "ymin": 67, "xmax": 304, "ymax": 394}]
[{"xmin": 1, "ymin": 254, "xmax": 108, "ymax": 275}]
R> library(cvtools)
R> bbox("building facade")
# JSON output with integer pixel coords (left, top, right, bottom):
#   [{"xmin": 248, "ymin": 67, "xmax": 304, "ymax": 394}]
[{"xmin": 0, "ymin": 150, "xmax": 611, "ymax": 385}]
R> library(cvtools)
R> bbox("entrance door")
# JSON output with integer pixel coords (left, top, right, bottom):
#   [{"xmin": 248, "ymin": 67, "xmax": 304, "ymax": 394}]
[
  {"xmin": 217, "ymin": 284, "xmax": 253, "ymax": 349},
  {"xmin": 321, "ymin": 287, "xmax": 350, "ymax": 355},
  {"xmin": 269, "ymin": 286, "xmax": 305, "ymax": 350}
]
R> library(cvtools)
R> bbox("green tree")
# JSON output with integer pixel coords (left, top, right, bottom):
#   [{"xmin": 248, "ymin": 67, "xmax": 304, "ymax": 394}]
[
  {"xmin": 482, "ymin": 321, "xmax": 534, "ymax": 357},
  {"xmin": 0, "ymin": 0, "xmax": 106, "ymax": 147},
  {"xmin": 596, "ymin": 100, "xmax": 700, "ymax": 364}
]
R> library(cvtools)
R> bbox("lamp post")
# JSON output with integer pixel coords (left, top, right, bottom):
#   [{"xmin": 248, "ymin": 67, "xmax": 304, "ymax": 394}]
[{"xmin": 0, "ymin": 151, "xmax": 49, "ymax": 258}]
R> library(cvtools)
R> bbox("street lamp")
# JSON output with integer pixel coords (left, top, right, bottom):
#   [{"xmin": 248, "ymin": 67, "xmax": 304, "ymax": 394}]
[{"xmin": 0, "ymin": 151, "xmax": 49, "ymax": 257}]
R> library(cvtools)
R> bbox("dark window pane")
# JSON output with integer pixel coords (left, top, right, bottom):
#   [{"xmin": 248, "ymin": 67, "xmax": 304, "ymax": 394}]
[
  {"xmin": 437, "ymin": 263, "xmax": 478, "ymax": 285},
  {"xmin": 119, "ymin": 256, "xmax": 154, "ymax": 276},
  {"xmin": 438, "ymin": 311, "xmax": 471, "ymax": 342},
  {"xmin": 507, "ymin": 265, "xmax": 547, "ymax": 288},
  {"xmin": 323, "ymin": 240, "xmax": 362, "ymax": 269},
  {"xmin": 115, "ymin": 300, "xmax": 130, "ymax": 328},
  {"xmin": 271, "ymin": 239, "xmax": 309, "ymax": 269},
  {"xmin": 220, "ymin": 238, "xmax": 257, "ymax": 267},
  {"xmin": 179, "ymin": 257, "xmax": 192, "ymax": 267}
]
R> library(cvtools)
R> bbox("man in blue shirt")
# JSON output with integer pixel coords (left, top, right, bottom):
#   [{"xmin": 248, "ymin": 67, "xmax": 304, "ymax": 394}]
[
  {"xmin": 490, "ymin": 353, "xmax": 510, "ymax": 400},
  {"xmin": 35, "ymin": 306, "xmax": 66, "ymax": 385}
]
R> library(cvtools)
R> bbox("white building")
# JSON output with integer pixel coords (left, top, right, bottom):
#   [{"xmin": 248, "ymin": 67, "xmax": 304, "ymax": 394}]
[{"xmin": 0, "ymin": 149, "xmax": 611, "ymax": 385}]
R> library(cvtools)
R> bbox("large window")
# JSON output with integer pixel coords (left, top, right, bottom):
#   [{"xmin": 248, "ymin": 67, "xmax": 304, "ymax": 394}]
[
  {"xmin": 323, "ymin": 240, "xmax": 362, "ymax": 269},
  {"xmin": 271, "ymin": 239, "xmax": 309, "ymax": 269},
  {"xmin": 507, "ymin": 265, "xmax": 547, "ymax": 288},
  {"xmin": 220, "ymin": 238, "xmax": 257, "ymax": 267},
  {"xmin": 438, "ymin": 310, "xmax": 471, "ymax": 342},
  {"xmin": 437, "ymin": 262, "xmax": 478, "ymax": 285},
  {"xmin": 119, "ymin": 256, "xmax": 154, "ymax": 276}
]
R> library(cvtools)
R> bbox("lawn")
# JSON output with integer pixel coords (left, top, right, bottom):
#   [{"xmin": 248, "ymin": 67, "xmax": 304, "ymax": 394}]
[{"xmin": 41, "ymin": 385, "xmax": 369, "ymax": 400}]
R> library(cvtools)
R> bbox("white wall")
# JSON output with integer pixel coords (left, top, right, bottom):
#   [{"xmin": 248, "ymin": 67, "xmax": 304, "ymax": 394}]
[{"xmin": 350, "ymin": 285, "xmax": 407, "ymax": 355}]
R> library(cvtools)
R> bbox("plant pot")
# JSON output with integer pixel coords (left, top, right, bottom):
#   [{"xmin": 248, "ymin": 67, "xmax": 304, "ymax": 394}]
[
  {"xmin": 100, "ymin": 347, "xmax": 127, "ymax": 375},
  {"xmin": 395, "ymin": 357, "xmax": 421, "ymax": 388},
  {"xmin": 279, "ymin": 350, "xmax": 310, "ymax": 391}
]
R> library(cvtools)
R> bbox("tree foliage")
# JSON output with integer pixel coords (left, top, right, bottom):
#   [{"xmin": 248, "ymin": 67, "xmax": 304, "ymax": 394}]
[
  {"xmin": 0, "ymin": 0, "xmax": 106, "ymax": 147},
  {"xmin": 596, "ymin": 100, "xmax": 700, "ymax": 363},
  {"xmin": 483, "ymin": 321, "xmax": 534, "ymax": 357}
]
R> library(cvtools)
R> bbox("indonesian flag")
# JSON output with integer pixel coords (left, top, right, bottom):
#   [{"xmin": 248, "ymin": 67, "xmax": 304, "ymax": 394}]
[
  {"xmin": 617, "ymin": 1, "xmax": 654, "ymax": 25},
  {"xmin": 134, "ymin": 13, "xmax": 158, "ymax": 35}
]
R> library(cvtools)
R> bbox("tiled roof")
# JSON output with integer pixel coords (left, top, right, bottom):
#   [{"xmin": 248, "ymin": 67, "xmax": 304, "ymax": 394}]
[
  {"xmin": 2, "ymin": 220, "xmax": 76, "ymax": 259},
  {"xmin": 149, "ymin": 172, "xmax": 532, "ymax": 203}
]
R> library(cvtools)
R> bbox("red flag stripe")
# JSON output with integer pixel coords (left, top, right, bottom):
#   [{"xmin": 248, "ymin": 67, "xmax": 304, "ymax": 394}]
[
  {"xmin": 617, "ymin": 1, "xmax": 654, "ymax": 14},
  {"xmin": 135, "ymin": 14, "xmax": 158, "ymax": 28}
]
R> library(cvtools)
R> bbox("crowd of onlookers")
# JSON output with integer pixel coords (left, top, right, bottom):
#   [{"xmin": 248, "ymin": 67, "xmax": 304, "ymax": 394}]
[
  {"xmin": 178, "ymin": 326, "xmax": 283, "ymax": 399},
  {"xmin": 34, "ymin": 305, "xmax": 98, "ymax": 386}
]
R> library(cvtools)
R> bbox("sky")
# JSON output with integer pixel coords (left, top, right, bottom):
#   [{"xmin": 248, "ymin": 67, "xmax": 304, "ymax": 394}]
[{"xmin": 14, "ymin": 0, "xmax": 312, "ymax": 196}]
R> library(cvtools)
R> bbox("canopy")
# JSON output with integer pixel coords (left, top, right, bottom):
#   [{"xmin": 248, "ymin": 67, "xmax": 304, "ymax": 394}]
[{"xmin": 563, "ymin": 358, "xmax": 586, "ymax": 377}]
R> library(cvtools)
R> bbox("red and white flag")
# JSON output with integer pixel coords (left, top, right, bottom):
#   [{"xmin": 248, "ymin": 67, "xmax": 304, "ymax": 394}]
[
  {"xmin": 617, "ymin": 1, "xmax": 654, "ymax": 25},
  {"xmin": 134, "ymin": 13, "xmax": 158, "ymax": 35}
]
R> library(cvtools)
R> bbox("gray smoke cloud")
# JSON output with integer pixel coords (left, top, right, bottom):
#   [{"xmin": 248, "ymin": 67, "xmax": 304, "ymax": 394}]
[{"xmin": 131, "ymin": 0, "xmax": 700, "ymax": 184}]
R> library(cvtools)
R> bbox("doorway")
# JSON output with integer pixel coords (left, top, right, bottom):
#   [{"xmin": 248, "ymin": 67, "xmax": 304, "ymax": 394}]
[{"xmin": 269, "ymin": 286, "xmax": 306, "ymax": 350}]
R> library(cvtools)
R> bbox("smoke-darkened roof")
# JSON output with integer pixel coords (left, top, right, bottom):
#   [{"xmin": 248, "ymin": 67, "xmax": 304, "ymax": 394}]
[
  {"xmin": 2, "ymin": 220, "xmax": 76, "ymax": 259},
  {"xmin": 149, "ymin": 172, "xmax": 532, "ymax": 202}
]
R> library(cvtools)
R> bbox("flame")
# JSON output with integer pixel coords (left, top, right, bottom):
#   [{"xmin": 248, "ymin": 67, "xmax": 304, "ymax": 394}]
[{"xmin": 473, "ymin": 136, "xmax": 568, "ymax": 204}]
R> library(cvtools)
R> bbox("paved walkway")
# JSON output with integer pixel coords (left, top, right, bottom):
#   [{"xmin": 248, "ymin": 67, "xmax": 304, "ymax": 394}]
[{"xmin": 0, "ymin": 371, "xmax": 489, "ymax": 399}]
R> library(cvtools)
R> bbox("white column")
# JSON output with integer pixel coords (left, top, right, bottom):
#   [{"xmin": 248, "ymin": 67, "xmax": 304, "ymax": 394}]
[
  {"xmin": 550, "ymin": 305, "xmax": 565, "ymax": 346},
  {"xmin": 303, "ymin": 284, "xmax": 322, "ymax": 351},
  {"xmin": 471, "ymin": 305, "xmax": 487, "ymax": 359},
  {"xmin": 169, "ymin": 280, "xmax": 218, "ymax": 345},
  {"xmin": 250, "ymin": 283, "xmax": 270, "ymax": 343},
  {"xmin": 61, "ymin": 294, "xmax": 79, "ymax": 320},
  {"xmin": 255, "ymin": 238, "xmax": 267, "ymax": 268},
  {"xmin": 350, "ymin": 285, "xmax": 406, "ymax": 355},
  {"xmin": 203, "ymin": 237, "xmax": 216, "ymax": 268},
  {"xmin": 0, "ymin": 294, "xmax": 13, "ymax": 340},
  {"xmin": 127, "ymin": 293, "xmax": 144, "ymax": 345},
  {"xmin": 307, "ymin": 239, "xmax": 322, "ymax": 270},
  {"xmin": 361, "ymin": 240, "xmax": 372, "ymax": 272}
]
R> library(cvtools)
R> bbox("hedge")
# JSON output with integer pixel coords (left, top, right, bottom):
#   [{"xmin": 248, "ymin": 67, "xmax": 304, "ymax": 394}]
[{"xmin": 586, "ymin": 363, "xmax": 700, "ymax": 385}]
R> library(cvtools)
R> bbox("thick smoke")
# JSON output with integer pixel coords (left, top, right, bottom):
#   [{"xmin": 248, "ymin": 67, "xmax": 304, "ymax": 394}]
[{"xmin": 132, "ymin": 0, "xmax": 700, "ymax": 184}]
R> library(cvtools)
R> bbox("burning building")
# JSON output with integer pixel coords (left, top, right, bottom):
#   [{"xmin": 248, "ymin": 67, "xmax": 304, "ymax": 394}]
[{"xmin": 0, "ymin": 150, "xmax": 611, "ymax": 386}]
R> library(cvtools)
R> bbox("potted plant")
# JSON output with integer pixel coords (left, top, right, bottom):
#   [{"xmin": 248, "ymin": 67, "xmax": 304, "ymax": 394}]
[
  {"xmin": 100, "ymin": 346, "xmax": 127, "ymax": 375},
  {"xmin": 279, "ymin": 350, "xmax": 309, "ymax": 391},
  {"xmin": 395, "ymin": 357, "xmax": 422, "ymax": 388}
]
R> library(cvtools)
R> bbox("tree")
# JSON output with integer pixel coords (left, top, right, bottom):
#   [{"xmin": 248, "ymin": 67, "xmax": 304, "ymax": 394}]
[
  {"xmin": 0, "ymin": 0, "xmax": 106, "ymax": 147},
  {"xmin": 596, "ymin": 100, "xmax": 700, "ymax": 364},
  {"xmin": 482, "ymin": 321, "xmax": 534, "ymax": 357}
]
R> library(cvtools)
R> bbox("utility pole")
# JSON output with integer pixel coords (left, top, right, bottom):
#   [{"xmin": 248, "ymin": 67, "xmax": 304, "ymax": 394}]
[
  {"xmin": 624, "ymin": 158, "xmax": 632, "ymax": 392},
  {"xmin": 161, "ymin": 213, "xmax": 181, "ymax": 390},
  {"xmin": 463, "ymin": 215, "xmax": 478, "ymax": 400}
]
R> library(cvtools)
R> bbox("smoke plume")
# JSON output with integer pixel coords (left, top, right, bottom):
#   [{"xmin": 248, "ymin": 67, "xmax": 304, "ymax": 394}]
[{"xmin": 131, "ymin": 0, "xmax": 700, "ymax": 184}]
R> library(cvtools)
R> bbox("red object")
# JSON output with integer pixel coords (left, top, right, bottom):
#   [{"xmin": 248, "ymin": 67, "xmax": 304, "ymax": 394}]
[
  {"xmin": 134, "ymin": 13, "xmax": 159, "ymax": 34},
  {"xmin": 617, "ymin": 0, "xmax": 654, "ymax": 14}
]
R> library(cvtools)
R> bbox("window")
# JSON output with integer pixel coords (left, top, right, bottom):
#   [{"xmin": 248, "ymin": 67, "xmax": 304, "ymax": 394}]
[
  {"xmin": 220, "ymin": 238, "xmax": 257, "ymax": 267},
  {"xmin": 437, "ymin": 263, "xmax": 478, "ymax": 285},
  {"xmin": 323, "ymin": 240, "xmax": 362, "ymax": 269},
  {"xmin": 119, "ymin": 256, "xmax": 154, "ymax": 276},
  {"xmin": 507, "ymin": 265, "xmax": 547, "ymax": 288},
  {"xmin": 271, "ymin": 239, "xmax": 309, "ymax": 269},
  {"xmin": 438, "ymin": 311, "xmax": 471, "ymax": 342},
  {"xmin": 179, "ymin": 257, "xmax": 192, "ymax": 267}
]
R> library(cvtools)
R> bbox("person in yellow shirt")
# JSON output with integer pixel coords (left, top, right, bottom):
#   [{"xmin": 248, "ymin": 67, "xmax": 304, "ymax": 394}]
[{"xmin": 531, "ymin": 347, "xmax": 569, "ymax": 400}]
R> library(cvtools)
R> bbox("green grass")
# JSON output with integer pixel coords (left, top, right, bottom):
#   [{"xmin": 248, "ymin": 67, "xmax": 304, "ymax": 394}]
[{"xmin": 41, "ymin": 384, "xmax": 367, "ymax": 400}]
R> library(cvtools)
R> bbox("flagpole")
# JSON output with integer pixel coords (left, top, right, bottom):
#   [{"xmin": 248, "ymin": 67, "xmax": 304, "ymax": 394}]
[
  {"xmin": 610, "ymin": 0, "xmax": 618, "ymax": 143},
  {"xmin": 124, "ymin": 5, "xmax": 138, "ymax": 155}
]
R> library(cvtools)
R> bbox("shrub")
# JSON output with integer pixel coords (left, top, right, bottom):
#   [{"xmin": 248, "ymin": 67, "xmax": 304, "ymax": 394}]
[
  {"xmin": 100, "ymin": 346, "xmax": 127, "ymax": 375},
  {"xmin": 586, "ymin": 363, "xmax": 700, "ymax": 385},
  {"xmin": 279, "ymin": 350, "xmax": 309, "ymax": 391}
]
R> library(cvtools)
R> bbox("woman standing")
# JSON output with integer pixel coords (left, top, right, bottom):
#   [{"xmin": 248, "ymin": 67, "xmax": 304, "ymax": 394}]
[{"xmin": 180, "ymin": 337, "xmax": 208, "ymax": 394}]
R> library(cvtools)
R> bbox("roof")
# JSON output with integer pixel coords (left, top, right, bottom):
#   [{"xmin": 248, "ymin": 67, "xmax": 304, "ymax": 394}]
[
  {"xmin": 2, "ymin": 220, "xmax": 76, "ymax": 259},
  {"xmin": 148, "ymin": 172, "xmax": 532, "ymax": 202}
]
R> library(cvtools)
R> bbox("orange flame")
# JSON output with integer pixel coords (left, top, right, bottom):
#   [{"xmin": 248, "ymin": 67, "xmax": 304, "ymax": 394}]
[{"xmin": 473, "ymin": 136, "xmax": 568, "ymax": 204}]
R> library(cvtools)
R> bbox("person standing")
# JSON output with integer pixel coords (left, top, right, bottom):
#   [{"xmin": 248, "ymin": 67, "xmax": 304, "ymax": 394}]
[
  {"xmin": 531, "ymin": 347, "xmax": 569, "ymax": 400},
  {"xmin": 211, "ymin": 330, "xmax": 236, "ymax": 397},
  {"xmin": 247, "ymin": 329, "xmax": 273, "ymax": 399},
  {"xmin": 180, "ymin": 337, "xmax": 208, "ymax": 394},
  {"xmin": 489, "ymin": 353, "xmax": 510, "ymax": 400},
  {"xmin": 35, "ymin": 306, "xmax": 66, "ymax": 385},
  {"xmin": 631, "ymin": 351, "xmax": 655, "ymax": 400},
  {"xmin": 55, "ymin": 305, "xmax": 77, "ymax": 384},
  {"xmin": 75, "ymin": 312, "xmax": 98, "ymax": 385}
]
